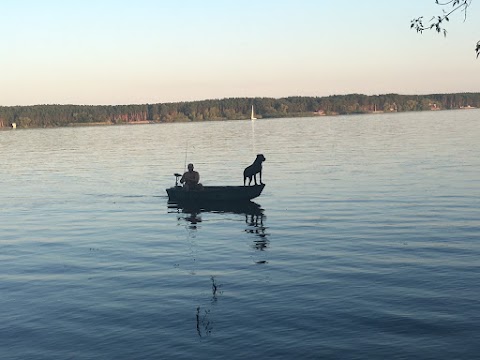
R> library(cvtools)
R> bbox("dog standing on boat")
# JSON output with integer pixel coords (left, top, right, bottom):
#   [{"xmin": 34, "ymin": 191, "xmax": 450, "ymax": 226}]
[{"xmin": 243, "ymin": 154, "xmax": 266, "ymax": 186}]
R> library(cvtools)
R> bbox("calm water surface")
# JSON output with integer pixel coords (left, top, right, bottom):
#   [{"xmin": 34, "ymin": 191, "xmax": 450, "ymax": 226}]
[{"xmin": 1, "ymin": 110, "xmax": 479, "ymax": 359}]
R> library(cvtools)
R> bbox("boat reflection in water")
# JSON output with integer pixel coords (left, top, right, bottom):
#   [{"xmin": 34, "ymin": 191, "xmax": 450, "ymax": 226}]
[
  {"xmin": 168, "ymin": 200, "xmax": 269, "ymax": 337},
  {"xmin": 168, "ymin": 200, "xmax": 268, "ymax": 251},
  {"xmin": 168, "ymin": 199, "xmax": 263, "ymax": 216}
]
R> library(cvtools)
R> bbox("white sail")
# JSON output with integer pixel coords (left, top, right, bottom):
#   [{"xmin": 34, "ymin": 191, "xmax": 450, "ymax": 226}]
[{"xmin": 250, "ymin": 105, "xmax": 257, "ymax": 120}]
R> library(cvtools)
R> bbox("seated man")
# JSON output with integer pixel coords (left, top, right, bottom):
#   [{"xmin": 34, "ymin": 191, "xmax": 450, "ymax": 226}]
[{"xmin": 180, "ymin": 163, "xmax": 201, "ymax": 190}]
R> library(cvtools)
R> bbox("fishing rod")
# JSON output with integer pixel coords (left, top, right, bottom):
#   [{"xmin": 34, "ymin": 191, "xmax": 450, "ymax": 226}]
[
  {"xmin": 184, "ymin": 141, "xmax": 188, "ymax": 172},
  {"xmin": 174, "ymin": 141, "xmax": 189, "ymax": 187}
]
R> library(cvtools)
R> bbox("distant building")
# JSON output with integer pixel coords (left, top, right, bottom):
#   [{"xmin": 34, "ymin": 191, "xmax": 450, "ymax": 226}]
[{"xmin": 11, "ymin": 122, "xmax": 17, "ymax": 129}]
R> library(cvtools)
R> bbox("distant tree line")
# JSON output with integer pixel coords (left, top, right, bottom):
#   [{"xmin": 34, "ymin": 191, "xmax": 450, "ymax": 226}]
[{"xmin": 1, "ymin": 92, "xmax": 480, "ymax": 129}]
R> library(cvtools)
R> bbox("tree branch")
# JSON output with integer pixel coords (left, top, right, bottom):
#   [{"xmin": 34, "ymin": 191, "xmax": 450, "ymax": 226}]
[{"xmin": 411, "ymin": 0, "xmax": 479, "ymax": 57}]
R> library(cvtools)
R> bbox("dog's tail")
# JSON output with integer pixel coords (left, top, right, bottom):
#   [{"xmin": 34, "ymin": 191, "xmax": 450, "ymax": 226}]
[{"xmin": 243, "ymin": 169, "xmax": 248, "ymax": 186}]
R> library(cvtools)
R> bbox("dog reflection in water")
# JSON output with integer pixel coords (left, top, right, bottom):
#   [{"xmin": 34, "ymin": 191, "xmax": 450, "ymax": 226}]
[{"xmin": 244, "ymin": 212, "xmax": 269, "ymax": 252}]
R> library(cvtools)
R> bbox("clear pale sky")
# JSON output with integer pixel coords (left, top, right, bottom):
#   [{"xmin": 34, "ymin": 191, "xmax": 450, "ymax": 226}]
[{"xmin": 1, "ymin": 0, "xmax": 479, "ymax": 106}]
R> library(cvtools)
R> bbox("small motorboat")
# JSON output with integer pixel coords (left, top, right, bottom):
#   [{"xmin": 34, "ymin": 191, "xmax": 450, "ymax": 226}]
[{"xmin": 166, "ymin": 173, "xmax": 265, "ymax": 203}]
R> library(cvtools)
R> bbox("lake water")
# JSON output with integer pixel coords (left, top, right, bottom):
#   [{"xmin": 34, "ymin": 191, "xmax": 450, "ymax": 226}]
[{"xmin": 1, "ymin": 110, "xmax": 479, "ymax": 359}]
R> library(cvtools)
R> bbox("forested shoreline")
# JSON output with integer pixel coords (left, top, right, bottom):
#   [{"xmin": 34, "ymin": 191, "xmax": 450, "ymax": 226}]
[{"xmin": 1, "ymin": 92, "xmax": 479, "ymax": 129}]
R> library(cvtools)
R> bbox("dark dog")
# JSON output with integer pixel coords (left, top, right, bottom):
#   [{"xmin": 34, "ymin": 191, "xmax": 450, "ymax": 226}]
[{"xmin": 243, "ymin": 154, "xmax": 266, "ymax": 186}]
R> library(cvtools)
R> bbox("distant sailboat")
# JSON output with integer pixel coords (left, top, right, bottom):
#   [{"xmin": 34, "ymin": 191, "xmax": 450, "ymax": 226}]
[{"xmin": 250, "ymin": 105, "xmax": 257, "ymax": 120}]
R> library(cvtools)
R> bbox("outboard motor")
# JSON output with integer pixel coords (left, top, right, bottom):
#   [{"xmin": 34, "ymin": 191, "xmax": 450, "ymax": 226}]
[{"xmin": 174, "ymin": 173, "xmax": 182, "ymax": 187}]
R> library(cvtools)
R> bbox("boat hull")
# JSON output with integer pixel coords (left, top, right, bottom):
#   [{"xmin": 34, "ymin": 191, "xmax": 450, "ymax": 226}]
[{"xmin": 166, "ymin": 184, "xmax": 265, "ymax": 203}]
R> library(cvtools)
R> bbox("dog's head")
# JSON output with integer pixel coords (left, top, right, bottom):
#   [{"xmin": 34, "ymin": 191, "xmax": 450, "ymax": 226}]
[{"xmin": 256, "ymin": 154, "xmax": 266, "ymax": 163}]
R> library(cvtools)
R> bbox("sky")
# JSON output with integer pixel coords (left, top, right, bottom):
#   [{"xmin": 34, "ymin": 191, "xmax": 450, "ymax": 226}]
[{"xmin": 0, "ymin": 0, "xmax": 479, "ymax": 106}]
